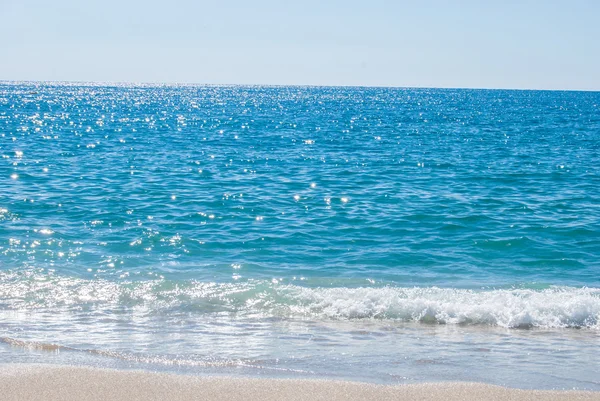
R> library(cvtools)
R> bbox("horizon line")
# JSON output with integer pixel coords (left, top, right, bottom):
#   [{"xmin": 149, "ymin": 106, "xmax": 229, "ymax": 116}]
[{"xmin": 1, "ymin": 79, "xmax": 599, "ymax": 93}]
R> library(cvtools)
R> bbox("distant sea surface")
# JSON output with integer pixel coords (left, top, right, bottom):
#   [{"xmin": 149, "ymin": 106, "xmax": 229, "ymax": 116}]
[{"xmin": 1, "ymin": 82, "xmax": 599, "ymax": 389}]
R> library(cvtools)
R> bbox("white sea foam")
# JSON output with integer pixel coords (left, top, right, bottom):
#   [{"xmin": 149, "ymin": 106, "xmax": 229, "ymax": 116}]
[
  {"xmin": 273, "ymin": 286, "xmax": 600, "ymax": 329},
  {"xmin": 0, "ymin": 272, "xmax": 598, "ymax": 329}
]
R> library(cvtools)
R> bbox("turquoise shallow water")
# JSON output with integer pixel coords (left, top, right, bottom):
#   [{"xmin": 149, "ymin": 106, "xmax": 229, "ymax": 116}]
[{"xmin": 0, "ymin": 82, "xmax": 599, "ymax": 389}]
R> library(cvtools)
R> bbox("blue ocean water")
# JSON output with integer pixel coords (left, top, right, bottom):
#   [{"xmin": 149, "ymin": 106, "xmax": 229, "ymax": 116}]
[{"xmin": 1, "ymin": 82, "xmax": 599, "ymax": 389}]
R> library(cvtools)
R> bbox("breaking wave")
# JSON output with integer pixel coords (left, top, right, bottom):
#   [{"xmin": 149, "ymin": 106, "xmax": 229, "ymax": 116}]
[{"xmin": 0, "ymin": 271, "xmax": 598, "ymax": 329}]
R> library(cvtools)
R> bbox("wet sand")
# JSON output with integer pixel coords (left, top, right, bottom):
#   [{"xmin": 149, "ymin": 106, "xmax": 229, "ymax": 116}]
[{"xmin": 0, "ymin": 364, "xmax": 598, "ymax": 401}]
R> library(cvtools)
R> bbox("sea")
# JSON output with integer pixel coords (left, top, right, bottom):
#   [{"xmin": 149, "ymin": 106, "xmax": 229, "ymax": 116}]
[{"xmin": 0, "ymin": 82, "xmax": 599, "ymax": 390}]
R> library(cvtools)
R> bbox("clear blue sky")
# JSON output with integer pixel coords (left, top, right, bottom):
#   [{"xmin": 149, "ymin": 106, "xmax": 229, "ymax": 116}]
[{"xmin": 1, "ymin": 0, "xmax": 599, "ymax": 90}]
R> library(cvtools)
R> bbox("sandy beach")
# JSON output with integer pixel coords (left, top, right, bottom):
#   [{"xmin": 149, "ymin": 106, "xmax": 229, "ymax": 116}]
[{"xmin": 0, "ymin": 365, "xmax": 598, "ymax": 401}]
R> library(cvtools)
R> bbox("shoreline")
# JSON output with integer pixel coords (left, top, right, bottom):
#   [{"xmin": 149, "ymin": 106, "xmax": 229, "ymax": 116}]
[{"xmin": 0, "ymin": 364, "xmax": 598, "ymax": 401}]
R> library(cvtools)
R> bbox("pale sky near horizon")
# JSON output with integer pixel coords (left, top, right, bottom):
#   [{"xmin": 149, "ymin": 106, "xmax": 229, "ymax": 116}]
[{"xmin": 1, "ymin": 0, "xmax": 599, "ymax": 90}]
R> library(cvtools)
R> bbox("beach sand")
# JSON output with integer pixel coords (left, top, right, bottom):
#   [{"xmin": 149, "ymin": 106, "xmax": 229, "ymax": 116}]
[{"xmin": 0, "ymin": 364, "xmax": 598, "ymax": 401}]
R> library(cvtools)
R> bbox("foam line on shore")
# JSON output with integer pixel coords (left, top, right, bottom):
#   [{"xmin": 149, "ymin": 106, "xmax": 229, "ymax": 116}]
[
  {"xmin": 0, "ymin": 364, "xmax": 598, "ymax": 401},
  {"xmin": 0, "ymin": 338, "xmax": 312, "ymax": 373}
]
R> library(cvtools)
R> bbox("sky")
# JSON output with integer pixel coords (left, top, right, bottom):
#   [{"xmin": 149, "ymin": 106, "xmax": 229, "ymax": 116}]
[{"xmin": 1, "ymin": 0, "xmax": 599, "ymax": 90}]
